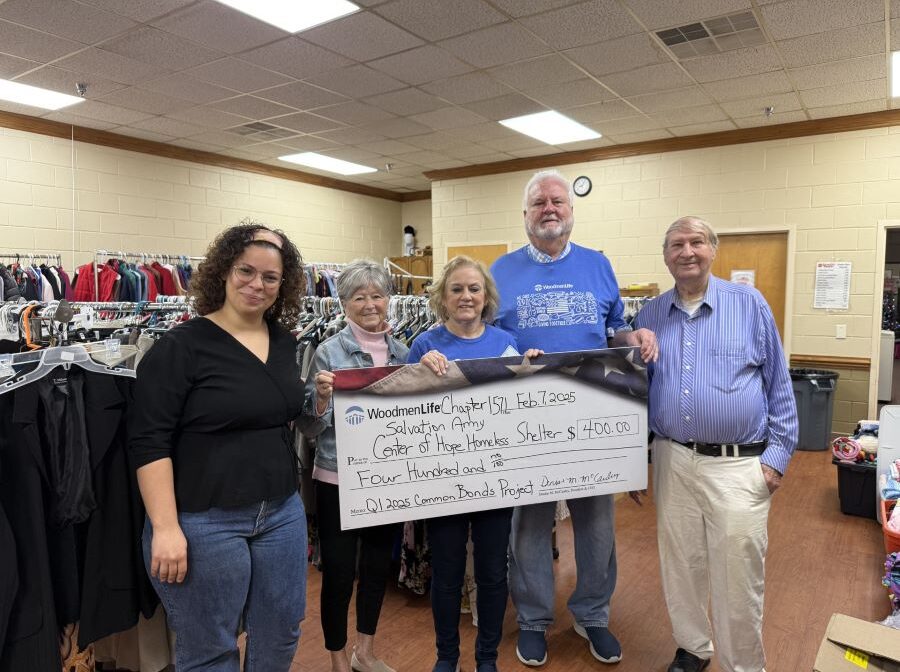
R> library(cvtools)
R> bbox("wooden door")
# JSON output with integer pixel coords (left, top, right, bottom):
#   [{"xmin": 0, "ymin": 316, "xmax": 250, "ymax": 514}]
[
  {"xmin": 447, "ymin": 243, "xmax": 509, "ymax": 269},
  {"xmin": 711, "ymin": 232, "xmax": 788, "ymax": 339}
]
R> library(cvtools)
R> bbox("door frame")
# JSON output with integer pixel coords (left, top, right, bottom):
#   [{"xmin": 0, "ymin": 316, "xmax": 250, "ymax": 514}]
[
  {"xmin": 713, "ymin": 225, "xmax": 796, "ymax": 358},
  {"xmin": 868, "ymin": 219, "xmax": 900, "ymax": 418}
]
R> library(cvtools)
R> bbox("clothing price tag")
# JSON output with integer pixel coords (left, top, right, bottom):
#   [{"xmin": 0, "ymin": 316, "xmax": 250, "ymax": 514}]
[
  {"xmin": 843, "ymin": 647, "xmax": 869, "ymax": 668},
  {"xmin": 104, "ymin": 338, "xmax": 121, "ymax": 354},
  {"xmin": 60, "ymin": 350, "xmax": 75, "ymax": 362},
  {"xmin": 333, "ymin": 348, "xmax": 649, "ymax": 530},
  {"xmin": 0, "ymin": 355, "xmax": 13, "ymax": 378}
]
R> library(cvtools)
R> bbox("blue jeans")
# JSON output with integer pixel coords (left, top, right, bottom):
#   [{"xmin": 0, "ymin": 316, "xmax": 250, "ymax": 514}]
[
  {"xmin": 508, "ymin": 495, "xmax": 616, "ymax": 631},
  {"xmin": 143, "ymin": 494, "xmax": 307, "ymax": 672},
  {"xmin": 428, "ymin": 507, "xmax": 512, "ymax": 664}
]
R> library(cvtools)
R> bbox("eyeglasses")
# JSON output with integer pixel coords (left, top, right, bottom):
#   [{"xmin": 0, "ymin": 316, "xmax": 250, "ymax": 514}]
[{"xmin": 231, "ymin": 265, "xmax": 283, "ymax": 288}]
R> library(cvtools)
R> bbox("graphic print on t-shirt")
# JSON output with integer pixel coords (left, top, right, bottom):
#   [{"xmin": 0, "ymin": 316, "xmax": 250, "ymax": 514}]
[{"xmin": 516, "ymin": 285, "xmax": 598, "ymax": 329}]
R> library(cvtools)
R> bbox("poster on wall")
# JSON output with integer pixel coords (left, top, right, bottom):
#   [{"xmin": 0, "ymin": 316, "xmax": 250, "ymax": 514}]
[
  {"xmin": 332, "ymin": 349, "xmax": 648, "ymax": 530},
  {"xmin": 730, "ymin": 270, "xmax": 756, "ymax": 287},
  {"xmin": 814, "ymin": 261, "xmax": 851, "ymax": 310}
]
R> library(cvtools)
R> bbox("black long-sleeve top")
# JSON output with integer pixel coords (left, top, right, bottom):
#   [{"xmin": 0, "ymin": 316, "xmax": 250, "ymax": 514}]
[{"xmin": 129, "ymin": 318, "xmax": 304, "ymax": 512}]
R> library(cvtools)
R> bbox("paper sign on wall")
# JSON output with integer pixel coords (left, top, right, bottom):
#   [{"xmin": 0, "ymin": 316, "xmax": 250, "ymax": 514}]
[
  {"xmin": 731, "ymin": 270, "xmax": 756, "ymax": 287},
  {"xmin": 814, "ymin": 262, "xmax": 851, "ymax": 310}
]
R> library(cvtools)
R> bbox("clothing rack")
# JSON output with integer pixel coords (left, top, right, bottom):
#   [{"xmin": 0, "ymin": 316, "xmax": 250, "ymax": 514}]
[
  {"xmin": 0, "ymin": 251, "xmax": 63, "ymax": 265},
  {"xmin": 93, "ymin": 249, "xmax": 205, "ymax": 301}
]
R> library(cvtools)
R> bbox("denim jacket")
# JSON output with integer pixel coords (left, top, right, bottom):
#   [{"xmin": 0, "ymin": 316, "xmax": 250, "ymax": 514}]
[{"xmin": 302, "ymin": 324, "xmax": 409, "ymax": 473}]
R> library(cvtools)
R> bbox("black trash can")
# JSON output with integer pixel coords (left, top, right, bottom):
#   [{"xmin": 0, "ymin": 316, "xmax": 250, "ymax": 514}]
[
  {"xmin": 832, "ymin": 457, "xmax": 877, "ymax": 519},
  {"xmin": 790, "ymin": 368, "xmax": 839, "ymax": 451}
]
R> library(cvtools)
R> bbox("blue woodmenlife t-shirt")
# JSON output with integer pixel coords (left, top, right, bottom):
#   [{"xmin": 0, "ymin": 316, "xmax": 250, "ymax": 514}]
[{"xmin": 407, "ymin": 324, "xmax": 519, "ymax": 363}]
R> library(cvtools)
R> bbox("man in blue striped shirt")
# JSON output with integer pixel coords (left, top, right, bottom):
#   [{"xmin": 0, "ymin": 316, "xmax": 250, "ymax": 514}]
[{"xmin": 633, "ymin": 216, "xmax": 798, "ymax": 672}]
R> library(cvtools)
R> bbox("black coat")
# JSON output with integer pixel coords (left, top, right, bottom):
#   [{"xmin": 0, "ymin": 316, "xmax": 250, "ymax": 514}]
[{"xmin": 0, "ymin": 367, "xmax": 157, "ymax": 669}]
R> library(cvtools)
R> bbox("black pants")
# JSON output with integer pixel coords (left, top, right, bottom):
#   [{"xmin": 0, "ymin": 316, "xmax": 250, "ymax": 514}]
[
  {"xmin": 315, "ymin": 481, "xmax": 397, "ymax": 651},
  {"xmin": 428, "ymin": 507, "xmax": 513, "ymax": 665}
]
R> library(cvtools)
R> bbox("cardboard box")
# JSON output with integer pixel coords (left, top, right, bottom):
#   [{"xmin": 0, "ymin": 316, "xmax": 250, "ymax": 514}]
[{"xmin": 814, "ymin": 614, "xmax": 900, "ymax": 671}]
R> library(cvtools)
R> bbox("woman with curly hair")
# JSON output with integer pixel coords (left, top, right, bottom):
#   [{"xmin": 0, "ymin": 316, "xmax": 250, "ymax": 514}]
[{"xmin": 130, "ymin": 221, "xmax": 308, "ymax": 671}]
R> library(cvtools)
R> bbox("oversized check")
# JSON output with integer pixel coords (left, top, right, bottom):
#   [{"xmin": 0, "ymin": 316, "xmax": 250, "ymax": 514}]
[{"xmin": 332, "ymin": 348, "xmax": 648, "ymax": 529}]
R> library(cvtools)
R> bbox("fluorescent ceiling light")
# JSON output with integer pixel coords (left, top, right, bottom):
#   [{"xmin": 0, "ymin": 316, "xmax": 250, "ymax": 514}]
[
  {"xmin": 212, "ymin": 0, "xmax": 359, "ymax": 33},
  {"xmin": 0, "ymin": 79, "xmax": 85, "ymax": 111},
  {"xmin": 893, "ymin": 51, "xmax": 900, "ymax": 98},
  {"xmin": 499, "ymin": 110, "xmax": 601, "ymax": 145},
  {"xmin": 279, "ymin": 152, "xmax": 377, "ymax": 175}
]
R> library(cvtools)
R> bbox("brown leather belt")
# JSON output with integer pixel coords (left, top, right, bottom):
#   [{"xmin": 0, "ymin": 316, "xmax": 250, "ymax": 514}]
[{"xmin": 674, "ymin": 440, "xmax": 767, "ymax": 458}]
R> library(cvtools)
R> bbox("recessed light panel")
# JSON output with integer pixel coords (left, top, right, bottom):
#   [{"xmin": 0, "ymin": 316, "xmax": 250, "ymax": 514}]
[
  {"xmin": 212, "ymin": 0, "xmax": 359, "ymax": 33},
  {"xmin": 279, "ymin": 152, "xmax": 377, "ymax": 175},
  {"xmin": 892, "ymin": 51, "xmax": 900, "ymax": 98},
  {"xmin": 0, "ymin": 79, "xmax": 85, "ymax": 111},
  {"xmin": 499, "ymin": 110, "xmax": 601, "ymax": 145}
]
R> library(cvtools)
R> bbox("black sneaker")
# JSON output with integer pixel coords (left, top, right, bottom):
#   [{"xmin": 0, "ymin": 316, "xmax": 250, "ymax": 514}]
[{"xmin": 667, "ymin": 648, "xmax": 710, "ymax": 672}]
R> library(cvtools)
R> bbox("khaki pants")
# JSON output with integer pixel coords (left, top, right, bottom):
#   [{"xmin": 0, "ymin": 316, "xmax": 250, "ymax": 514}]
[{"xmin": 652, "ymin": 438, "xmax": 772, "ymax": 672}]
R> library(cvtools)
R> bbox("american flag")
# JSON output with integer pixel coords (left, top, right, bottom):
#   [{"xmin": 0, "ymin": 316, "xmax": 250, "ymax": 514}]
[{"xmin": 333, "ymin": 347, "xmax": 647, "ymax": 400}]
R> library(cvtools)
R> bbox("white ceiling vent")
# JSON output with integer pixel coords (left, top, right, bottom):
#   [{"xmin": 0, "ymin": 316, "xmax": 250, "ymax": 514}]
[{"xmin": 656, "ymin": 10, "xmax": 765, "ymax": 59}]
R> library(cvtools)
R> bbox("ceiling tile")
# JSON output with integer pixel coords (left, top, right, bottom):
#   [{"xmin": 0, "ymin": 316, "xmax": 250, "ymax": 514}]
[
  {"xmin": 0, "ymin": 0, "xmax": 135, "ymax": 43},
  {"xmin": 77, "ymin": 0, "xmax": 195, "ymax": 22},
  {"xmin": 420, "ymin": 72, "xmax": 514, "ymax": 104},
  {"xmin": 488, "ymin": 0, "xmax": 585, "ymax": 18},
  {"xmin": 623, "ymin": 0, "xmax": 753, "ymax": 30},
  {"xmin": 357, "ymin": 139, "xmax": 421, "ymax": 155},
  {"xmin": 41, "ymin": 109, "xmax": 118, "ymax": 130},
  {"xmin": 175, "ymin": 139, "xmax": 228, "ymax": 152},
  {"xmin": 799, "ymin": 79, "xmax": 887, "ymax": 107},
  {"xmin": 302, "ymin": 11, "xmax": 424, "ymax": 61},
  {"xmin": 443, "ymin": 122, "xmax": 518, "ymax": 141},
  {"xmin": 393, "ymin": 149, "xmax": 455, "ymax": 165},
  {"xmin": 566, "ymin": 33, "xmax": 669, "ymax": 77},
  {"xmin": 442, "ymin": 142, "xmax": 502, "ymax": 159},
  {"xmin": 682, "ymin": 45, "xmax": 783, "ymax": 83},
  {"xmin": 302, "ymin": 102, "xmax": 393, "ymax": 126},
  {"xmin": 102, "ymin": 27, "xmax": 224, "ymax": 71},
  {"xmin": 15, "ymin": 65, "xmax": 127, "ymax": 99},
  {"xmin": 482, "ymin": 135, "xmax": 548, "ymax": 152},
  {"xmin": 734, "ymin": 110, "xmax": 808, "ymax": 127},
  {"xmin": 374, "ymin": 0, "xmax": 505, "ymax": 41},
  {"xmin": 241, "ymin": 37, "xmax": 353, "ymax": 80},
  {"xmin": 719, "ymin": 91, "xmax": 802, "ymax": 118},
  {"xmin": 0, "ymin": 53, "xmax": 37, "ymax": 79},
  {"xmin": 567, "ymin": 99, "xmax": 640, "ymax": 123},
  {"xmin": 138, "ymin": 73, "xmax": 233, "ymax": 105},
  {"xmin": 97, "ymin": 87, "xmax": 193, "ymax": 115},
  {"xmin": 319, "ymin": 148, "xmax": 382, "ymax": 164},
  {"xmin": 488, "ymin": 55, "xmax": 586, "ymax": 90},
  {"xmin": 651, "ymin": 104, "xmax": 728, "ymax": 126},
  {"xmin": 625, "ymin": 86, "xmax": 712, "ymax": 113},
  {"xmin": 313, "ymin": 126, "xmax": 389, "ymax": 145},
  {"xmin": 439, "ymin": 23, "xmax": 552, "ymax": 68},
  {"xmin": 518, "ymin": 0, "xmax": 643, "ymax": 50},
  {"xmin": 186, "ymin": 58, "xmax": 291, "ymax": 93},
  {"xmin": 54, "ymin": 48, "xmax": 169, "ymax": 86},
  {"xmin": 775, "ymin": 23, "xmax": 885, "ymax": 68},
  {"xmin": 166, "ymin": 107, "xmax": 250, "ymax": 129},
  {"xmin": 669, "ymin": 120, "xmax": 737, "ymax": 136},
  {"xmin": 0, "ymin": 19, "xmax": 85, "ymax": 62},
  {"xmin": 186, "ymin": 130, "xmax": 258, "ymax": 147},
  {"xmin": 273, "ymin": 136, "xmax": 342, "ymax": 152},
  {"xmin": 62, "ymin": 100, "xmax": 153, "ymax": 125},
  {"xmin": 600, "ymin": 63, "xmax": 695, "ymax": 97},
  {"xmin": 306, "ymin": 65, "xmax": 406, "ymax": 98},
  {"xmin": 364, "ymin": 88, "xmax": 446, "ymax": 116},
  {"xmin": 702, "ymin": 70, "xmax": 793, "ymax": 101},
  {"xmin": 759, "ymin": 0, "xmax": 884, "ymax": 41},
  {"xmin": 128, "ymin": 116, "xmax": 208, "ymax": 137},
  {"xmin": 210, "ymin": 95, "xmax": 295, "ymax": 120},
  {"xmin": 402, "ymin": 132, "xmax": 461, "ymax": 150},
  {"xmin": 790, "ymin": 54, "xmax": 886, "ymax": 91},
  {"xmin": 892, "ymin": 18, "xmax": 900, "ymax": 47},
  {"xmin": 525, "ymin": 79, "xmax": 615, "ymax": 108},
  {"xmin": 369, "ymin": 45, "xmax": 473, "ymax": 86},
  {"xmin": 408, "ymin": 106, "xmax": 490, "ymax": 130},
  {"xmin": 462, "ymin": 93, "xmax": 547, "ymax": 120},
  {"xmin": 255, "ymin": 82, "xmax": 348, "ymax": 110},
  {"xmin": 152, "ymin": 2, "xmax": 287, "ymax": 54},
  {"xmin": 605, "ymin": 129, "xmax": 673, "ymax": 143},
  {"xmin": 807, "ymin": 99, "xmax": 887, "ymax": 118},
  {"xmin": 588, "ymin": 115, "xmax": 661, "ymax": 135},
  {"xmin": 116, "ymin": 127, "xmax": 178, "ymax": 143},
  {"xmin": 893, "ymin": 0, "xmax": 900, "ymax": 17},
  {"xmin": 363, "ymin": 117, "xmax": 434, "ymax": 138}
]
